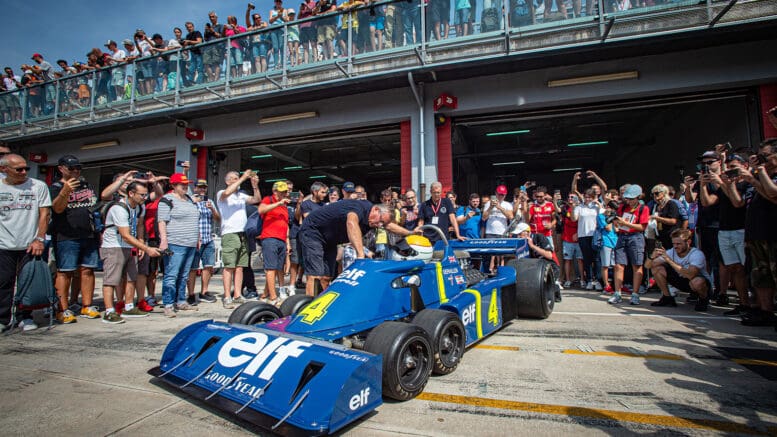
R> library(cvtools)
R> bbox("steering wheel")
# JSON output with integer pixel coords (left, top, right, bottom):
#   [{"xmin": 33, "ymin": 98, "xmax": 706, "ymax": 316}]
[{"xmin": 419, "ymin": 224, "xmax": 448, "ymax": 246}]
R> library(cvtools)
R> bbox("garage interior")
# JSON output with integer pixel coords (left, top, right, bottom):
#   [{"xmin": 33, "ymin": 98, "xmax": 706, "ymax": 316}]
[{"xmin": 452, "ymin": 91, "xmax": 760, "ymax": 197}]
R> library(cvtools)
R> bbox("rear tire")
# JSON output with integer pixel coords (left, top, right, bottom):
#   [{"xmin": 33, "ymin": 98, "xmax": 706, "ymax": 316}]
[
  {"xmin": 279, "ymin": 294, "xmax": 314, "ymax": 317},
  {"xmin": 412, "ymin": 309, "xmax": 466, "ymax": 375},
  {"xmin": 507, "ymin": 258, "xmax": 555, "ymax": 319},
  {"xmin": 227, "ymin": 302, "xmax": 283, "ymax": 325},
  {"xmin": 364, "ymin": 322, "xmax": 433, "ymax": 401}
]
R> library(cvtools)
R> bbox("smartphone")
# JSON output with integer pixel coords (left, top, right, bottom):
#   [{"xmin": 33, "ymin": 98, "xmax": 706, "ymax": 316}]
[
  {"xmin": 724, "ymin": 168, "xmax": 740, "ymax": 178},
  {"xmin": 723, "ymin": 142, "xmax": 732, "ymax": 152},
  {"xmin": 290, "ymin": 191, "xmax": 300, "ymax": 202},
  {"xmin": 176, "ymin": 160, "xmax": 186, "ymax": 167},
  {"xmin": 655, "ymin": 241, "xmax": 663, "ymax": 250},
  {"xmin": 134, "ymin": 171, "xmax": 147, "ymax": 179}
]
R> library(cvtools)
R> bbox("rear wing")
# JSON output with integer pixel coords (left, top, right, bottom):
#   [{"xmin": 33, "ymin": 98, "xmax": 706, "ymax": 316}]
[{"xmin": 448, "ymin": 238, "xmax": 530, "ymax": 258}]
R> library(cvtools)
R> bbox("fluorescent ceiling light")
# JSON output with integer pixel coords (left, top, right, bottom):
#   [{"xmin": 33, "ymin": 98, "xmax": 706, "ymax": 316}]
[
  {"xmin": 547, "ymin": 71, "xmax": 639, "ymax": 88},
  {"xmin": 81, "ymin": 140, "xmax": 119, "ymax": 150},
  {"xmin": 321, "ymin": 146, "xmax": 355, "ymax": 152},
  {"xmin": 493, "ymin": 161, "xmax": 525, "ymax": 166},
  {"xmin": 283, "ymin": 165, "xmax": 303, "ymax": 170},
  {"xmin": 259, "ymin": 111, "xmax": 318, "ymax": 124},
  {"xmin": 567, "ymin": 141, "xmax": 609, "ymax": 147},
  {"xmin": 251, "ymin": 154, "xmax": 273, "ymax": 159},
  {"xmin": 265, "ymin": 178, "xmax": 285, "ymax": 183},
  {"xmin": 553, "ymin": 167, "xmax": 583, "ymax": 172},
  {"xmin": 308, "ymin": 175, "xmax": 327, "ymax": 179},
  {"xmin": 486, "ymin": 130, "xmax": 530, "ymax": 137}
]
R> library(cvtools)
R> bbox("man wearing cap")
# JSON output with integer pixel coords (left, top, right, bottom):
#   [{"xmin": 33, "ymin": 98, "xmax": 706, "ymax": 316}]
[
  {"xmin": 342, "ymin": 181, "xmax": 356, "ymax": 199},
  {"xmin": 609, "ymin": 184, "xmax": 649, "ymax": 305},
  {"xmin": 258, "ymin": 181, "xmax": 291, "ymax": 304},
  {"xmin": 512, "ymin": 222, "xmax": 555, "ymax": 262},
  {"xmin": 483, "ymin": 185, "xmax": 514, "ymax": 238},
  {"xmin": 416, "ymin": 181, "xmax": 464, "ymax": 243},
  {"xmin": 30, "ymin": 53, "xmax": 54, "ymax": 82},
  {"xmin": 49, "ymin": 155, "xmax": 101, "ymax": 323},
  {"xmin": 105, "ymin": 40, "xmax": 127, "ymax": 101},
  {"xmin": 187, "ymin": 179, "xmax": 220, "ymax": 305},
  {"xmin": 217, "ymin": 170, "xmax": 261, "ymax": 309}
]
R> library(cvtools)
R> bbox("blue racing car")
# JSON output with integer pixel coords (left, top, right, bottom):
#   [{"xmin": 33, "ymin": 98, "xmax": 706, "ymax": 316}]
[{"xmin": 152, "ymin": 226, "xmax": 558, "ymax": 435}]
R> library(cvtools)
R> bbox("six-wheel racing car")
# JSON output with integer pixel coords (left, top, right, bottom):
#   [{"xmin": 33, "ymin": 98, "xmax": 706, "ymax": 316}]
[{"xmin": 151, "ymin": 226, "xmax": 558, "ymax": 435}]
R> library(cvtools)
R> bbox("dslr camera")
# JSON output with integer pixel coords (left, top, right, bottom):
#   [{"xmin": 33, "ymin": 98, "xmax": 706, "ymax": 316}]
[
  {"xmin": 604, "ymin": 200, "xmax": 620, "ymax": 224},
  {"xmin": 161, "ymin": 248, "xmax": 174, "ymax": 256}
]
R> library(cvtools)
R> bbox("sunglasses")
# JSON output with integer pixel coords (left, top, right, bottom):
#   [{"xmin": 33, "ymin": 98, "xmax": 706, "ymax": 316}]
[
  {"xmin": 67, "ymin": 166, "xmax": 82, "ymax": 171},
  {"xmin": 11, "ymin": 166, "xmax": 30, "ymax": 173},
  {"xmin": 652, "ymin": 192, "xmax": 662, "ymax": 196},
  {"xmin": 0, "ymin": 151, "xmax": 9, "ymax": 156}
]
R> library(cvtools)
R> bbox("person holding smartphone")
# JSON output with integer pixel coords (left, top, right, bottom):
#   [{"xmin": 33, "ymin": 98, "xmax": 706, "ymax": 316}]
[{"xmin": 456, "ymin": 193, "xmax": 482, "ymax": 239}]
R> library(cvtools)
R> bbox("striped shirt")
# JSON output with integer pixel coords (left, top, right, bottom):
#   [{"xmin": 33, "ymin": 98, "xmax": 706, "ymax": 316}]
[
  {"xmin": 157, "ymin": 194, "xmax": 200, "ymax": 247},
  {"xmin": 196, "ymin": 200, "xmax": 214, "ymax": 245}
]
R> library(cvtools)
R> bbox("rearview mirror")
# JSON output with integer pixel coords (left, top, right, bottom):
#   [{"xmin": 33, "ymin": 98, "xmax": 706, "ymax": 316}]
[{"xmin": 391, "ymin": 274, "xmax": 421, "ymax": 289}]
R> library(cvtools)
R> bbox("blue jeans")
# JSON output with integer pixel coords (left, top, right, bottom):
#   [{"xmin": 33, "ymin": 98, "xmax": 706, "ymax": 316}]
[
  {"xmin": 54, "ymin": 238, "xmax": 99, "ymax": 271},
  {"xmin": 187, "ymin": 53, "xmax": 204, "ymax": 85},
  {"xmin": 403, "ymin": 3, "xmax": 422, "ymax": 45},
  {"xmin": 162, "ymin": 244, "xmax": 196, "ymax": 306}
]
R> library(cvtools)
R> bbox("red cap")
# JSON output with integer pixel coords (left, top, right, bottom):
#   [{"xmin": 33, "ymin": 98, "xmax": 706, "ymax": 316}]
[
  {"xmin": 169, "ymin": 173, "xmax": 190, "ymax": 185},
  {"xmin": 496, "ymin": 185, "xmax": 508, "ymax": 195},
  {"xmin": 31, "ymin": 53, "xmax": 42, "ymax": 59}
]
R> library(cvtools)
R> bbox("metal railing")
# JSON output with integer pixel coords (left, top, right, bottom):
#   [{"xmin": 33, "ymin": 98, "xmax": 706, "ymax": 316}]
[{"xmin": 0, "ymin": 0, "xmax": 773, "ymax": 140}]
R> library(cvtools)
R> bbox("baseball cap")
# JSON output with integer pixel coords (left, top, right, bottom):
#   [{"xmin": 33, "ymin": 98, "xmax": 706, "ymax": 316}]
[
  {"xmin": 727, "ymin": 154, "xmax": 747, "ymax": 163},
  {"xmin": 170, "ymin": 173, "xmax": 190, "ymax": 185},
  {"xmin": 273, "ymin": 181, "xmax": 289, "ymax": 192},
  {"xmin": 511, "ymin": 222, "xmax": 531, "ymax": 235},
  {"xmin": 122, "ymin": 39, "xmax": 134, "ymax": 45},
  {"xmin": 195, "ymin": 179, "xmax": 208, "ymax": 186},
  {"xmin": 152, "ymin": 33, "xmax": 163, "ymax": 40},
  {"xmin": 623, "ymin": 184, "xmax": 643, "ymax": 199},
  {"xmin": 104, "ymin": 40, "xmax": 116, "ymax": 47},
  {"xmin": 31, "ymin": 53, "xmax": 42, "ymax": 59},
  {"xmin": 496, "ymin": 185, "xmax": 508, "ymax": 195},
  {"xmin": 343, "ymin": 182, "xmax": 355, "ymax": 193},
  {"xmin": 699, "ymin": 151, "xmax": 720, "ymax": 161},
  {"xmin": 57, "ymin": 155, "xmax": 81, "ymax": 167}
]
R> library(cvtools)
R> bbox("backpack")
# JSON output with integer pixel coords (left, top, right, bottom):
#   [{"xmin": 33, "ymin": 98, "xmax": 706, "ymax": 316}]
[
  {"xmin": 8, "ymin": 257, "xmax": 57, "ymax": 332},
  {"xmin": 93, "ymin": 200, "xmax": 130, "ymax": 233},
  {"xmin": 245, "ymin": 210, "xmax": 263, "ymax": 252}
]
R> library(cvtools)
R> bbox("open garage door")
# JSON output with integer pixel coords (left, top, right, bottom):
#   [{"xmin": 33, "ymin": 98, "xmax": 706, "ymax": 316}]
[{"xmin": 452, "ymin": 89, "xmax": 761, "ymax": 196}]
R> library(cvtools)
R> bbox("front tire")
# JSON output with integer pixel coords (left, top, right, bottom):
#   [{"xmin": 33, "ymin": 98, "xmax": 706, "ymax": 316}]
[
  {"xmin": 364, "ymin": 322, "xmax": 433, "ymax": 401},
  {"xmin": 508, "ymin": 258, "xmax": 555, "ymax": 319},
  {"xmin": 279, "ymin": 294, "xmax": 314, "ymax": 317},
  {"xmin": 227, "ymin": 302, "xmax": 283, "ymax": 325},
  {"xmin": 412, "ymin": 309, "xmax": 466, "ymax": 375}
]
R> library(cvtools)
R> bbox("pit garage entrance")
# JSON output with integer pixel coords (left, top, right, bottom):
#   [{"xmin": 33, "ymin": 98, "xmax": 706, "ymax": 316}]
[{"xmin": 451, "ymin": 90, "xmax": 762, "ymax": 196}]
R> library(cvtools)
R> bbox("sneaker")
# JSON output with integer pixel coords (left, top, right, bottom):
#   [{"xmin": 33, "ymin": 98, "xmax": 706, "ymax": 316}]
[
  {"xmin": 123, "ymin": 307, "xmax": 149, "ymax": 318},
  {"xmin": 267, "ymin": 297, "xmax": 280, "ymax": 306},
  {"xmin": 176, "ymin": 303, "xmax": 198, "ymax": 311},
  {"xmin": 115, "ymin": 301, "xmax": 125, "ymax": 315},
  {"xmin": 79, "ymin": 305, "xmax": 100, "ymax": 319},
  {"xmin": 145, "ymin": 296, "xmax": 158, "ymax": 307},
  {"xmin": 586, "ymin": 281, "xmax": 595, "ymax": 290},
  {"xmin": 638, "ymin": 285, "xmax": 647, "ymax": 295},
  {"xmin": 591, "ymin": 280, "xmax": 603, "ymax": 291},
  {"xmin": 102, "ymin": 311, "xmax": 125, "ymax": 324},
  {"xmin": 694, "ymin": 297, "xmax": 709, "ymax": 312},
  {"xmin": 740, "ymin": 310, "xmax": 777, "ymax": 327},
  {"xmin": 163, "ymin": 307, "xmax": 177, "ymax": 318},
  {"xmin": 651, "ymin": 295, "xmax": 677, "ymax": 307},
  {"xmin": 556, "ymin": 280, "xmax": 564, "ymax": 291},
  {"xmin": 620, "ymin": 286, "xmax": 632, "ymax": 295},
  {"xmin": 186, "ymin": 295, "xmax": 199, "ymax": 306},
  {"xmin": 56, "ymin": 309, "xmax": 78, "ymax": 324},
  {"xmin": 222, "ymin": 298, "xmax": 235, "ymax": 309},
  {"xmin": 602, "ymin": 284, "xmax": 614, "ymax": 294},
  {"xmin": 563, "ymin": 281, "xmax": 572, "ymax": 288},
  {"xmin": 715, "ymin": 294, "xmax": 730, "ymax": 306},
  {"xmin": 68, "ymin": 303, "xmax": 82, "ymax": 313},
  {"xmin": 668, "ymin": 285, "xmax": 679, "ymax": 297},
  {"xmin": 630, "ymin": 294, "xmax": 640, "ymax": 305},
  {"xmin": 137, "ymin": 300, "xmax": 155, "ymax": 313},
  {"xmin": 648, "ymin": 278, "xmax": 656, "ymax": 289},
  {"xmin": 608, "ymin": 294, "xmax": 622, "ymax": 304},
  {"xmin": 19, "ymin": 318, "xmax": 38, "ymax": 331},
  {"xmin": 233, "ymin": 296, "xmax": 246, "ymax": 304},
  {"xmin": 242, "ymin": 290, "xmax": 260, "ymax": 301},
  {"xmin": 686, "ymin": 293, "xmax": 699, "ymax": 303},
  {"xmin": 724, "ymin": 305, "xmax": 749, "ymax": 317},
  {"xmin": 198, "ymin": 292, "xmax": 217, "ymax": 303}
]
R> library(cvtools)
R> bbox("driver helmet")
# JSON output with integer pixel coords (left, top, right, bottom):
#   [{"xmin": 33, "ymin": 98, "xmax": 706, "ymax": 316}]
[{"xmin": 391, "ymin": 235, "xmax": 434, "ymax": 261}]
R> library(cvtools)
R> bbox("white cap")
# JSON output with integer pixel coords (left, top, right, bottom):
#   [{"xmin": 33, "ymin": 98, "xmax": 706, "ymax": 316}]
[{"xmin": 511, "ymin": 223, "xmax": 531, "ymax": 235}]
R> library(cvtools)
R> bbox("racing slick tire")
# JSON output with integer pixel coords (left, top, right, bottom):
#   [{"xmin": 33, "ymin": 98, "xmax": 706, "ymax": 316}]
[
  {"xmin": 279, "ymin": 294, "xmax": 314, "ymax": 317},
  {"xmin": 508, "ymin": 258, "xmax": 555, "ymax": 319},
  {"xmin": 227, "ymin": 302, "xmax": 283, "ymax": 325},
  {"xmin": 364, "ymin": 321, "xmax": 433, "ymax": 401},
  {"xmin": 412, "ymin": 309, "xmax": 466, "ymax": 375}
]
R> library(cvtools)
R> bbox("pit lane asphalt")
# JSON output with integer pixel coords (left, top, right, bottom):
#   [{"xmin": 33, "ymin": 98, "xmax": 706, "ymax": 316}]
[{"xmin": 1, "ymin": 274, "xmax": 776, "ymax": 437}]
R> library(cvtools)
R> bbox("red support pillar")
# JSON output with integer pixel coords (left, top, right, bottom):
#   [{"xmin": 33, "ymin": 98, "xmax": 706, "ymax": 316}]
[
  {"xmin": 400, "ymin": 121, "xmax": 412, "ymax": 192},
  {"xmin": 196, "ymin": 146, "xmax": 208, "ymax": 180},
  {"xmin": 759, "ymin": 84, "xmax": 777, "ymax": 139},
  {"xmin": 436, "ymin": 118, "xmax": 453, "ymax": 193}
]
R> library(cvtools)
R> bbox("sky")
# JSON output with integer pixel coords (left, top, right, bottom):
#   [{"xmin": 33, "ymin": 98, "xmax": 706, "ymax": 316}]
[{"xmin": 1, "ymin": 0, "xmax": 281, "ymax": 73}]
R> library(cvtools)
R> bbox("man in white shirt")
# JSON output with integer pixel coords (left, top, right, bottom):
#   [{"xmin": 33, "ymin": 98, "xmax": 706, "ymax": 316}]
[
  {"xmin": 482, "ymin": 184, "xmax": 514, "ymax": 271},
  {"xmin": 216, "ymin": 170, "xmax": 261, "ymax": 308},
  {"xmin": 645, "ymin": 228, "xmax": 711, "ymax": 311},
  {"xmin": 105, "ymin": 40, "xmax": 127, "ymax": 101}
]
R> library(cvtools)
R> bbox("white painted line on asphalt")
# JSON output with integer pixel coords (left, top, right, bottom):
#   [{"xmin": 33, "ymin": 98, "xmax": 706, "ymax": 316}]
[{"xmin": 554, "ymin": 311, "xmax": 730, "ymax": 320}]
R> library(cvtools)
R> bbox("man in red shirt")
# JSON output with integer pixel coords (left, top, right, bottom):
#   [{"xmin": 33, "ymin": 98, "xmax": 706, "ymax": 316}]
[
  {"xmin": 525, "ymin": 186, "xmax": 557, "ymax": 249},
  {"xmin": 258, "ymin": 181, "xmax": 291, "ymax": 304},
  {"xmin": 609, "ymin": 184, "xmax": 650, "ymax": 305}
]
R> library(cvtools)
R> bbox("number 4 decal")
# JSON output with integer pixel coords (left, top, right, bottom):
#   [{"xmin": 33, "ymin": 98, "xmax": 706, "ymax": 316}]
[
  {"xmin": 488, "ymin": 289, "xmax": 499, "ymax": 326},
  {"xmin": 298, "ymin": 292, "xmax": 340, "ymax": 325}
]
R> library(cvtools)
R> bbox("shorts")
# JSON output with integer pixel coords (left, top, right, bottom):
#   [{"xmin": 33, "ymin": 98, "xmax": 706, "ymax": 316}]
[
  {"xmin": 138, "ymin": 62, "xmax": 154, "ymax": 80},
  {"xmin": 600, "ymin": 246, "xmax": 615, "ymax": 267},
  {"xmin": 261, "ymin": 238, "xmax": 287, "ymax": 271},
  {"xmin": 289, "ymin": 237, "xmax": 299, "ymax": 264},
  {"xmin": 111, "ymin": 69, "xmax": 125, "ymax": 86},
  {"xmin": 663, "ymin": 265, "xmax": 711, "ymax": 294},
  {"xmin": 317, "ymin": 24, "xmax": 336, "ymax": 43},
  {"xmin": 455, "ymin": 8, "xmax": 471, "ymax": 25},
  {"xmin": 300, "ymin": 26, "xmax": 317, "ymax": 44},
  {"xmin": 229, "ymin": 47, "xmax": 244, "ymax": 66},
  {"xmin": 747, "ymin": 240, "xmax": 777, "ymax": 289},
  {"xmin": 55, "ymin": 238, "xmax": 99, "ymax": 271},
  {"xmin": 614, "ymin": 233, "xmax": 645, "ymax": 266},
  {"xmin": 191, "ymin": 240, "xmax": 216, "ymax": 270},
  {"xmin": 137, "ymin": 240, "xmax": 160, "ymax": 275},
  {"xmin": 562, "ymin": 241, "xmax": 582, "ymax": 260},
  {"xmin": 221, "ymin": 232, "xmax": 249, "ymax": 268},
  {"xmin": 428, "ymin": 0, "xmax": 451, "ymax": 23},
  {"xmin": 300, "ymin": 228, "xmax": 337, "ymax": 277},
  {"xmin": 370, "ymin": 15, "xmax": 385, "ymax": 30},
  {"xmin": 100, "ymin": 247, "xmax": 138, "ymax": 286},
  {"xmin": 718, "ymin": 229, "xmax": 746, "ymax": 266},
  {"xmin": 203, "ymin": 44, "xmax": 225, "ymax": 65},
  {"xmin": 251, "ymin": 42, "xmax": 270, "ymax": 58}
]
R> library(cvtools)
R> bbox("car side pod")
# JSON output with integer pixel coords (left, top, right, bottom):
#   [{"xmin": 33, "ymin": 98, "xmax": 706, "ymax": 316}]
[{"xmin": 150, "ymin": 320, "xmax": 382, "ymax": 436}]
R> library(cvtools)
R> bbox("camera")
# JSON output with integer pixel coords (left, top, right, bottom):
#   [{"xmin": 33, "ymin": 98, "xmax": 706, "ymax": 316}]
[
  {"xmin": 248, "ymin": 2, "xmax": 255, "ymax": 9},
  {"xmin": 605, "ymin": 210, "xmax": 618, "ymax": 224},
  {"xmin": 175, "ymin": 119, "xmax": 188, "ymax": 128},
  {"xmin": 134, "ymin": 172, "xmax": 147, "ymax": 179},
  {"xmin": 161, "ymin": 249, "xmax": 174, "ymax": 256},
  {"xmin": 724, "ymin": 168, "xmax": 740, "ymax": 178}
]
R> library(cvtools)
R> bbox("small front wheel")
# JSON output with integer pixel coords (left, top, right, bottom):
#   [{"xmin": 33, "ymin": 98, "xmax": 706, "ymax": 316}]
[{"xmin": 364, "ymin": 322, "xmax": 433, "ymax": 401}]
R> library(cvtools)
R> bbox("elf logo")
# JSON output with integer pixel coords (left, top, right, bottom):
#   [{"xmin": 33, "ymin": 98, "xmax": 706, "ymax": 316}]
[
  {"xmin": 349, "ymin": 387, "xmax": 371, "ymax": 410},
  {"xmin": 462, "ymin": 303, "xmax": 477, "ymax": 325},
  {"xmin": 217, "ymin": 332, "xmax": 311, "ymax": 380}
]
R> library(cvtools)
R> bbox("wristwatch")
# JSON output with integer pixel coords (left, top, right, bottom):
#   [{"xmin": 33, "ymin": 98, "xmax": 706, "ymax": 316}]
[{"xmin": 34, "ymin": 237, "xmax": 45, "ymax": 243}]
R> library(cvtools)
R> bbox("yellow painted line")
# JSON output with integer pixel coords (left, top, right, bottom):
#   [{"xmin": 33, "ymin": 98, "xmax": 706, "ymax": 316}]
[
  {"xmin": 562, "ymin": 350, "xmax": 684, "ymax": 360},
  {"xmin": 417, "ymin": 392, "xmax": 772, "ymax": 435},
  {"xmin": 435, "ymin": 262, "xmax": 449, "ymax": 303},
  {"xmin": 462, "ymin": 289, "xmax": 483, "ymax": 339},
  {"xmin": 473, "ymin": 345, "xmax": 521, "ymax": 351},
  {"xmin": 732, "ymin": 358, "xmax": 777, "ymax": 367}
]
